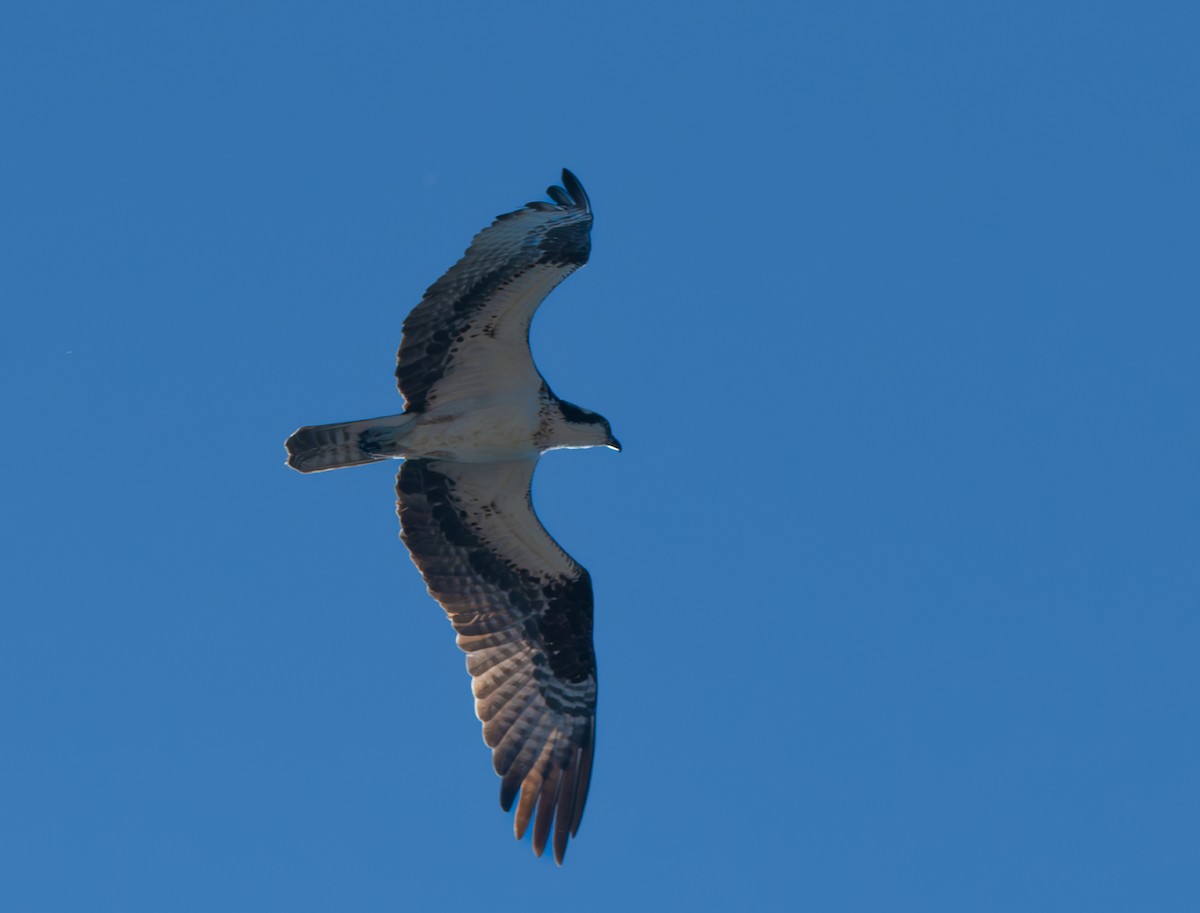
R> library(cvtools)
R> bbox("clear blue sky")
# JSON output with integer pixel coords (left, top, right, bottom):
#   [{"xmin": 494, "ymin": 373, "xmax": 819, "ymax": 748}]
[{"xmin": 2, "ymin": 2, "xmax": 1197, "ymax": 910}]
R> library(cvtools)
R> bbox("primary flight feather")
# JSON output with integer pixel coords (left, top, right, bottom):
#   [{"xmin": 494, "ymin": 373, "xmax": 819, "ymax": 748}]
[{"xmin": 285, "ymin": 169, "xmax": 618, "ymax": 864}]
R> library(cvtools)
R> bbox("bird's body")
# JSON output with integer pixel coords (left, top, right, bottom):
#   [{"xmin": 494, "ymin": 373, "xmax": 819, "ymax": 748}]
[
  {"xmin": 285, "ymin": 170, "xmax": 617, "ymax": 864},
  {"xmin": 288, "ymin": 384, "xmax": 612, "ymax": 469}
]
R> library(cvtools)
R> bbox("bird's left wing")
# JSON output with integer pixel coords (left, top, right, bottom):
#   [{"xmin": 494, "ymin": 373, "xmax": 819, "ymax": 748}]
[{"xmin": 396, "ymin": 457, "xmax": 597, "ymax": 864}]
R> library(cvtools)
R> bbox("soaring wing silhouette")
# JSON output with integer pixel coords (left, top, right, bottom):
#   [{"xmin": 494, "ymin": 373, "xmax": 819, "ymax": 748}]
[
  {"xmin": 397, "ymin": 458, "xmax": 596, "ymax": 864},
  {"xmin": 396, "ymin": 170, "xmax": 592, "ymax": 411}
]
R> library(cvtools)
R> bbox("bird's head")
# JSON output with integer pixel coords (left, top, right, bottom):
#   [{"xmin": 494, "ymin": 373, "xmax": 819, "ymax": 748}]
[{"xmin": 557, "ymin": 400, "xmax": 622, "ymax": 452}]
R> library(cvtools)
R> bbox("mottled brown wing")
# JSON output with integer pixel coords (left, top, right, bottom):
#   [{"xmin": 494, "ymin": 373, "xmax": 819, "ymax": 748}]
[
  {"xmin": 395, "ymin": 170, "xmax": 593, "ymax": 412},
  {"xmin": 396, "ymin": 457, "xmax": 597, "ymax": 864}
]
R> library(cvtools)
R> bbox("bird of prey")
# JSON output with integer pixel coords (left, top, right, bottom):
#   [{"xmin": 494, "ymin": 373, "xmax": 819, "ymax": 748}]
[{"xmin": 285, "ymin": 170, "xmax": 618, "ymax": 864}]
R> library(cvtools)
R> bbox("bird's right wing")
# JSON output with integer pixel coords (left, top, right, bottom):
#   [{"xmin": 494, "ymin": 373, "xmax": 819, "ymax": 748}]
[{"xmin": 395, "ymin": 170, "xmax": 593, "ymax": 412}]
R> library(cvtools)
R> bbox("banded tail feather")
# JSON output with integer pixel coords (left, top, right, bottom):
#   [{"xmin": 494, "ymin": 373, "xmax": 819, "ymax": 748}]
[{"xmin": 285, "ymin": 414, "xmax": 413, "ymax": 473}]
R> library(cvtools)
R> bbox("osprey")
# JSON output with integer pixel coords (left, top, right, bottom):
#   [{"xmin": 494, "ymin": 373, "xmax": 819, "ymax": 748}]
[{"xmin": 285, "ymin": 170, "xmax": 618, "ymax": 864}]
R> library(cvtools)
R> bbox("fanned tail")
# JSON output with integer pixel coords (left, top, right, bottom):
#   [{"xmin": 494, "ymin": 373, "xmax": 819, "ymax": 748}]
[{"xmin": 285, "ymin": 414, "xmax": 413, "ymax": 473}]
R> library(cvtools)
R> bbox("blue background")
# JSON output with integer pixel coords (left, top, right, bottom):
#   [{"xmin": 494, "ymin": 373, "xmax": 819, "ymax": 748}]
[{"xmin": 3, "ymin": 2, "xmax": 1197, "ymax": 910}]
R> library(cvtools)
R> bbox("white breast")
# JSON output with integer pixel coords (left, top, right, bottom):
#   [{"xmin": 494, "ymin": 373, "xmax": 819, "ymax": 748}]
[{"xmin": 405, "ymin": 393, "xmax": 546, "ymax": 462}]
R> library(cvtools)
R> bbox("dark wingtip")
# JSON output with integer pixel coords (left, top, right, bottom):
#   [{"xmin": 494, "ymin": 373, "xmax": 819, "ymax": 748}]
[
  {"xmin": 561, "ymin": 168, "xmax": 591, "ymax": 212},
  {"xmin": 499, "ymin": 778, "xmax": 519, "ymax": 813},
  {"xmin": 545, "ymin": 168, "xmax": 590, "ymax": 214}
]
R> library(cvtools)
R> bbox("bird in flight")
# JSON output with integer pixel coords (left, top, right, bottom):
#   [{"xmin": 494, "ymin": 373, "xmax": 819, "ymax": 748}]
[{"xmin": 285, "ymin": 169, "xmax": 618, "ymax": 864}]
